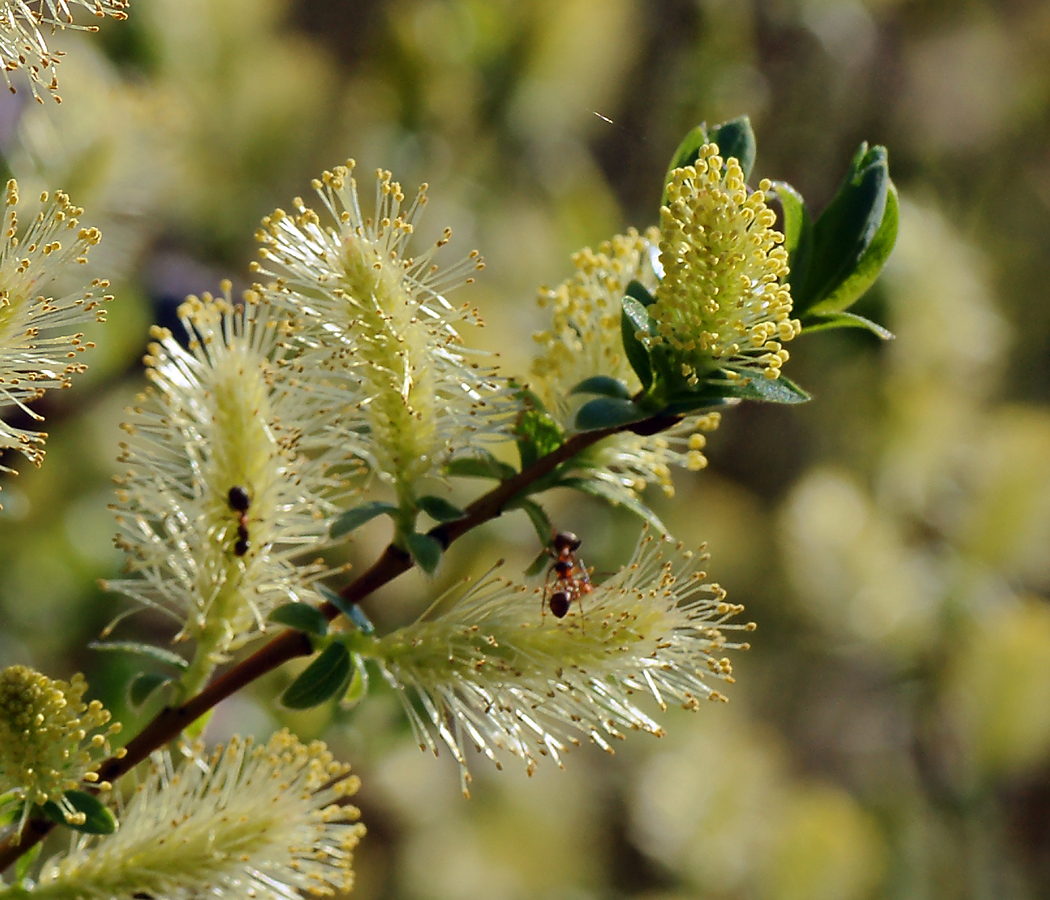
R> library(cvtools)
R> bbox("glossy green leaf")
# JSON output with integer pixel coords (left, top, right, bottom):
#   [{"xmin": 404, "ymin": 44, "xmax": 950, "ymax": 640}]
[
  {"xmin": 318, "ymin": 585, "xmax": 375, "ymax": 634},
  {"xmin": 446, "ymin": 452, "xmax": 516, "ymax": 481},
  {"xmin": 513, "ymin": 497, "xmax": 553, "ymax": 545},
  {"xmin": 557, "ymin": 476, "xmax": 667, "ymax": 532},
  {"xmin": 405, "ymin": 531, "xmax": 443, "ymax": 575},
  {"xmin": 624, "ymin": 279, "xmax": 656, "ymax": 307},
  {"xmin": 13, "ymin": 840, "xmax": 42, "ymax": 884},
  {"xmin": 330, "ymin": 501, "xmax": 398, "ymax": 539},
  {"xmin": 771, "ymin": 180, "xmax": 813, "ymax": 296},
  {"xmin": 417, "ymin": 494, "xmax": 466, "ymax": 522},
  {"xmin": 514, "ymin": 394, "xmax": 565, "ymax": 469},
  {"xmin": 575, "ymin": 396, "xmax": 649, "ymax": 431},
  {"xmin": 665, "ymin": 373, "xmax": 810, "ymax": 408},
  {"xmin": 802, "ymin": 310, "xmax": 895, "ymax": 340},
  {"xmin": 663, "ymin": 124, "xmax": 709, "ymax": 200},
  {"xmin": 570, "ymin": 375, "xmax": 632, "ymax": 400},
  {"xmin": 342, "ymin": 663, "xmax": 368, "ymax": 710},
  {"xmin": 88, "ymin": 641, "xmax": 188, "ymax": 670},
  {"xmin": 621, "ymin": 295, "xmax": 654, "ymax": 392},
  {"xmin": 808, "ymin": 181, "xmax": 899, "ymax": 318},
  {"xmin": 281, "ymin": 642, "xmax": 352, "ymax": 710},
  {"xmin": 127, "ymin": 672, "xmax": 173, "ymax": 710},
  {"xmin": 738, "ymin": 374, "xmax": 811, "ymax": 404},
  {"xmin": 800, "ymin": 144, "xmax": 894, "ymax": 317},
  {"xmin": 525, "ymin": 547, "xmax": 551, "ymax": 578},
  {"xmin": 43, "ymin": 791, "xmax": 116, "ymax": 834},
  {"xmin": 268, "ymin": 602, "xmax": 329, "ymax": 636},
  {"xmin": 707, "ymin": 116, "xmax": 756, "ymax": 180}
]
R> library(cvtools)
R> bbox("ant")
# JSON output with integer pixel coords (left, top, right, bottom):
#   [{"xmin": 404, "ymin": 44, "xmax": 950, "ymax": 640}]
[
  {"xmin": 543, "ymin": 530, "xmax": 593, "ymax": 620},
  {"xmin": 227, "ymin": 485, "xmax": 251, "ymax": 556}
]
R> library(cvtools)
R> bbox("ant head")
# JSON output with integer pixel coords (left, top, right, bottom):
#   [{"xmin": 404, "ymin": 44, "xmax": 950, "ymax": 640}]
[
  {"xmin": 227, "ymin": 485, "xmax": 251, "ymax": 512},
  {"xmin": 552, "ymin": 531, "xmax": 581, "ymax": 552}
]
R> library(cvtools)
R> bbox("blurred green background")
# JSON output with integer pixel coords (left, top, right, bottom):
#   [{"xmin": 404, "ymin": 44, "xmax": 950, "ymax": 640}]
[{"xmin": 4, "ymin": 0, "xmax": 1050, "ymax": 897}]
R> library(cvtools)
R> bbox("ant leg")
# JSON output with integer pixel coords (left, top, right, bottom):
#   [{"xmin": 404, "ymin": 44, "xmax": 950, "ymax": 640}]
[{"xmin": 541, "ymin": 565, "xmax": 554, "ymax": 618}]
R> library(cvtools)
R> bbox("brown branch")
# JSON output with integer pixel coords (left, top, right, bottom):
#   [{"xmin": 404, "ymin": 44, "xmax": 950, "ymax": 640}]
[{"xmin": 0, "ymin": 413, "xmax": 676, "ymax": 871}]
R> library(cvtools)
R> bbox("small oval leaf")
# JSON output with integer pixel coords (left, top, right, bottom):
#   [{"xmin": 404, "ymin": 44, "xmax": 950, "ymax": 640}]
[
  {"xmin": 574, "ymin": 397, "xmax": 649, "ymax": 432},
  {"xmin": 405, "ymin": 532, "xmax": 443, "ymax": 575},
  {"xmin": 268, "ymin": 603, "xmax": 329, "ymax": 636},
  {"xmin": 802, "ymin": 310, "xmax": 894, "ymax": 340},
  {"xmin": 707, "ymin": 116, "xmax": 756, "ymax": 181},
  {"xmin": 417, "ymin": 495, "xmax": 466, "ymax": 523},
  {"xmin": 127, "ymin": 672, "xmax": 173, "ymax": 710},
  {"xmin": 43, "ymin": 791, "xmax": 117, "ymax": 835},
  {"xmin": 512, "ymin": 497, "xmax": 553, "ymax": 545},
  {"xmin": 281, "ymin": 642, "xmax": 352, "ymax": 710},
  {"xmin": 624, "ymin": 279, "xmax": 656, "ymax": 307},
  {"xmin": 525, "ymin": 547, "xmax": 551, "ymax": 578},
  {"xmin": 569, "ymin": 375, "xmax": 632, "ymax": 400},
  {"xmin": 446, "ymin": 452, "xmax": 516, "ymax": 480},
  {"xmin": 557, "ymin": 476, "xmax": 667, "ymax": 533},
  {"xmin": 88, "ymin": 641, "xmax": 189, "ymax": 671},
  {"xmin": 341, "ymin": 662, "xmax": 369, "ymax": 710},
  {"xmin": 621, "ymin": 296, "xmax": 654, "ymax": 392},
  {"xmin": 330, "ymin": 501, "xmax": 398, "ymax": 539},
  {"xmin": 771, "ymin": 180, "xmax": 813, "ymax": 298},
  {"xmin": 13, "ymin": 839, "xmax": 43, "ymax": 883},
  {"xmin": 318, "ymin": 585, "xmax": 376, "ymax": 634}
]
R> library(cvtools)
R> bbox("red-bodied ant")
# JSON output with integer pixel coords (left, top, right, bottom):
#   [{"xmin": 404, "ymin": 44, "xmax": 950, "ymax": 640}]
[
  {"xmin": 227, "ymin": 485, "xmax": 251, "ymax": 556},
  {"xmin": 543, "ymin": 530, "xmax": 593, "ymax": 620}
]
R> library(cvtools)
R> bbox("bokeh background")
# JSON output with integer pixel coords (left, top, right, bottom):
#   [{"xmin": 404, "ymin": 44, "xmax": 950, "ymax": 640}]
[{"xmin": 3, "ymin": 0, "xmax": 1050, "ymax": 897}]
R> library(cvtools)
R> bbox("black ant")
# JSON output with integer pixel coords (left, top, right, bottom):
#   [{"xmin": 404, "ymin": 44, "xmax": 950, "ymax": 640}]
[
  {"xmin": 227, "ymin": 485, "xmax": 251, "ymax": 556},
  {"xmin": 543, "ymin": 530, "xmax": 593, "ymax": 620}
]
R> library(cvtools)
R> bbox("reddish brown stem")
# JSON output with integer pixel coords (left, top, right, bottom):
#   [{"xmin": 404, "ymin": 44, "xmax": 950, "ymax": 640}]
[{"xmin": 0, "ymin": 414, "xmax": 676, "ymax": 871}]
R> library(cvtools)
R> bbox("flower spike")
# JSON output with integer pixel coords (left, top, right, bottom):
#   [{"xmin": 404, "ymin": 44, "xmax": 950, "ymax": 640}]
[
  {"xmin": 0, "ymin": 666, "xmax": 121, "ymax": 835},
  {"xmin": 0, "ymin": 180, "xmax": 108, "ymax": 470},
  {"xmin": 358, "ymin": 528, "xmax": 753, "ymax": 795},
  {"xmin": 34, "ymin": 731, "xmax": 365, "ymax": 900},
  {"xmin": 105, "ymin": 288, "xmax": 360, "ymax": 683},
  {"xmin": 652, "ymin": 145, "xmax": 801, "ymax": 382},
  {"xmin": 253, "ymin": 161, "xmax": 514, "ymax": 517}
]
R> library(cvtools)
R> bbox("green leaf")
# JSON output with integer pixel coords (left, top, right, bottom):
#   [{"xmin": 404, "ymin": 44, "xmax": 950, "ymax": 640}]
[
  {"xmin": 14, "ymin": 843, "xmax": 42, "ymax": 884},
  {"xmin": 405, "ymin": 531, "xmax": 443, "ymax": 575},
  {"xmin": 446, "ymin": 452, "xmax": 516, "ymax": 481},
  {"xmin": 268, "ymin": 602, "xmax": 329, "ymax": 636},
  {"xmin": 417, "ymin": 494, "xmax": 466, "ymax": 522},
  {"xmin": 88, "ymin": 641, "xmax": 188, "ymax": 671},
  {"xmin": 664, "ymin": 373, "xmax": 810, "ymax": 408},
  {"xmin": 570, "ymin": 375, "xmax": 632, "ymax": 400},
  {"xmin": 802, "ymin": 310, "xmax": 895, "ymax": 340},
  {"xmin": 127, "ymin": 672, "xmax": 173, "ymax": 710},
  {"xmin": 330, "ymin": 501, "xmax": 398, "ymax": 539},
  {"xmin": 707, "ymin": 116, "xmax": 756, "ymax": 180},
  {"xmin": 43, "ymin": 791, "xmax": 116, "ymax": 835},
  {"xmin": 342, "ymin": 662, "xmax": 368, "ymax": 710},
  {"xmin": 662, "ymin": 118, "xmax": 756, "ymax": 205},
  {"xmin": 736, "ymin": 374, "xmax": 811, "ymax": 404},
  {"xmin": 574, "ymin": 396, "xmax": 649, "ymax": 431},
  {"xmin": 771, "ymin": 180, "xmax": 813, "ymax": 297},
  {"xmin": 512, "ymin": 497, "xmax": 553, "ymax": 545},
  {"xmin": 807, "ymin": 181, "xmax": 899, "ymax": 318},
  {"xmin": 525, "ymin": 547, "xmax": 551, "ymax": 578},
  {"xmin": 514, "ymin": 393, "xmax": 565, "ymax": 469},
  {"xmin": 663, "ymin": 123, "xmax": 709, "ymax": 201},
  {"xmin": 624, "ymin": 279, "xmax": 656, "ymax": 307},
  {"xmin": 557, "ymin": 476, "xmax": 667, "ymax": 532},
  {"xmin": 799, "ymin": 143, "xmax": 895, "ymax": 317},
  {"xmin": 281, "ymin": 642, "xmax": 352, "ymax": 710},
  {"xmin": 318, "ymin": 585, "xmax": 375, "ymax": 634},
  {"xmin": 621, "ymin": 296, "xmax": 654, "ymax": 392}
]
